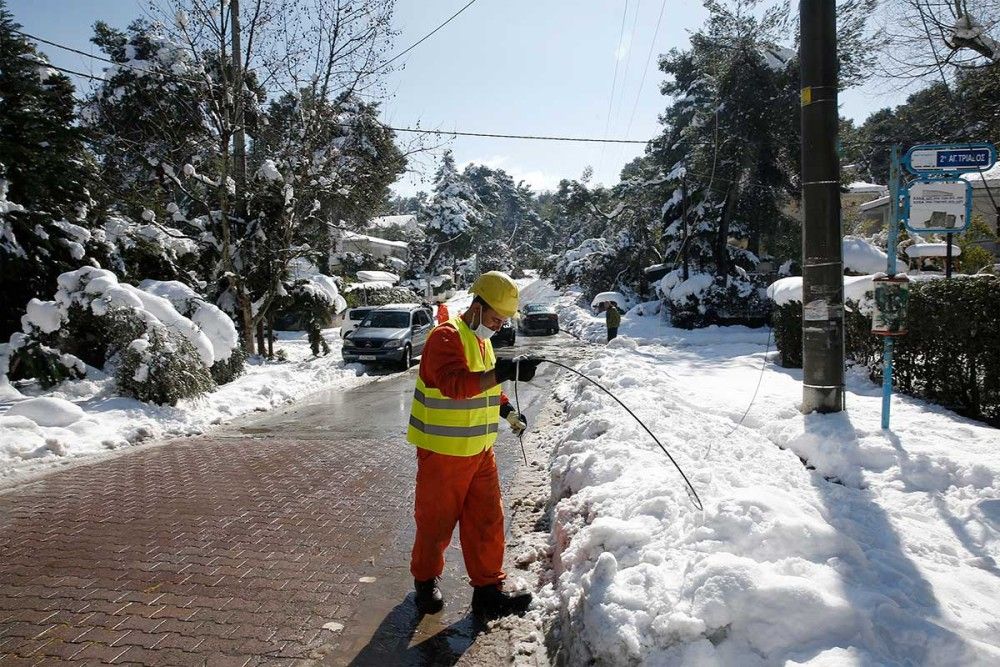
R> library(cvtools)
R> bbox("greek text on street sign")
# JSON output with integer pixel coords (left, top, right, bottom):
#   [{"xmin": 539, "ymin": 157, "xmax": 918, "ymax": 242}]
[
  {"xmin": 903, "ymin": 179, "xmax": 972, "ymax": 233},
  {"xmin": 904, "ymin": 143, "xmax": 996, "ymax": 174}
]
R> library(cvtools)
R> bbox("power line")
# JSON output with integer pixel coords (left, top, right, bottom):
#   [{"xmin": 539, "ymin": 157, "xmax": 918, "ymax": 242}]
[
  {"xmin": 13, "ymin": 29, "xmax": 207, "ymax": 87},
  {"xmin": 624, "ymin": 0, "xmax": 668, "ymax": 140},
  {"xmin": 376, "ymin": 0, "xmax": 482, "ymax": 73},
  {"xmin": 370, "ymin": 123, "xmax": 649, "ymax": 144},
  {"xmin": 602, "ymin": 0, "xmax": 630, "ymax": 141},
  {"xmin": 14, "ymin": 54, "xmax": 110, "ymax": 83}
]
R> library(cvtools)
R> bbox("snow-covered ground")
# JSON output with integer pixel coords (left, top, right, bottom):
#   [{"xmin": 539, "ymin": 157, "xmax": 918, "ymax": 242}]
[
  {"xmin": 522, "ymin": 284, "xmax": 1000, "ymax": 665},
  {"xmin": 0, "ymin": 328, "xmax": 376, "ymax": 486}
]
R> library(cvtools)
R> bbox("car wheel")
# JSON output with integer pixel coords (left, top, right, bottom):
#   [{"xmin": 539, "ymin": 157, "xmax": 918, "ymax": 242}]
[{"xmin": 400, "ymin": 345, "xmax": 412, "ymax": 370}]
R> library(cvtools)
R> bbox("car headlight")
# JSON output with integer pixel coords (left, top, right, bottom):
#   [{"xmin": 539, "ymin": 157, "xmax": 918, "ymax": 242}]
[
  {"xmin": 383, "ymin": 339, "xmax": 402, "ymax": 349},
  {"xmin": 343, "ymin": 339, "xmax": 355, "ymax": 348}
]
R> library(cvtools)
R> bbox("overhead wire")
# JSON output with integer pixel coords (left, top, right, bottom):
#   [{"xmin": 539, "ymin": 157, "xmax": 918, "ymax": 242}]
[
  {"xmin": 598, "ymin": 1, "xmax": 632, "ymax": 175},
  {"xmin": 13, "ymin": 29, "xmax": 208, "ymax": 86},
  {"xmin": 624, "ymin": 0, "xmax": 668, "ymax": 141},
  {"xmin": 374, "ymin": 0, "xmax": 482, "ymax": 73}
]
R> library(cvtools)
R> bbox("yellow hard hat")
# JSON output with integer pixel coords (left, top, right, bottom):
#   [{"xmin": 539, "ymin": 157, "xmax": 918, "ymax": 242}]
[{"xmin": 470, "ymin": 271, "xmax": 519, "ymax": 318}]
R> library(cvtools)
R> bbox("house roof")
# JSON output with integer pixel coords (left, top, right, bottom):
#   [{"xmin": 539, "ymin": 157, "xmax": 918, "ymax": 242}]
[
  {"xmin": 342, "ymin": 230, "xmax": 409, "ymax": 249},
  {"xmin": 368, "ymin": 214, "xmax": 418, "ymax": 228}
]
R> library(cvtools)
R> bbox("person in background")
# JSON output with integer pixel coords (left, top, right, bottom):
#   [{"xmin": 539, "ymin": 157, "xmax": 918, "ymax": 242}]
[
  {"xmin": 606, "ymin": 301, "xmax": 621, "ymax": 342},
  {"xmin": 436, "ymin": 300, "xmax": 450, "ymax": 325}
]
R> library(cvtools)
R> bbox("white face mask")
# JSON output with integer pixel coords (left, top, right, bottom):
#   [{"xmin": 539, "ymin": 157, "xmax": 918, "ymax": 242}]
[{"xmin": 473, "ymin": 307, "xmax": 496, "ymax": 340}]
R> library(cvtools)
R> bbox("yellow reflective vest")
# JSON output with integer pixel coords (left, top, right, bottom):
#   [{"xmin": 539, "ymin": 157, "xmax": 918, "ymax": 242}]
[{"xmin": 407, "ymin": 316, "xmax": 502, "ymax": 456}]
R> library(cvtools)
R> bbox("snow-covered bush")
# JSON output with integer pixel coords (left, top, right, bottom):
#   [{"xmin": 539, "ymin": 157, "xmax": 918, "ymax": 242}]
[
  {"xmin": 770, "ymin": 276, "xmax": 1000, "ymax": 426},
  {"xmin": 657, "ymin": 268, "xmax": 768, "ymax": 329},
  {"xmin": 4, "ymin": 267, "xmax": 231, "ymax": 404},
  {"xmin": 283, "ymin": 278, "xmax": 340, "ymax": 356},
  {"xmin": 116, "ymin": 325, "xmax": 214, "ymax": 405},
  {"xmin": 139, "ymin": 279, "xmax": 244, "ymax": 383},
  {"xmin": 4, "ymin": 333, "xmax": 86, "ymax": 388}
]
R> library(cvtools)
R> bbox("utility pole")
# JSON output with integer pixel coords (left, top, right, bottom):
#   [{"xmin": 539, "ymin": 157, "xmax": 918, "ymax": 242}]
[
  {"xmin": 799, "ymin": 0, "xmax": 845, "ymax": 413},
  {"xmin": 231, "ymin": 0, "xmax": 247, "ymax": 211}
]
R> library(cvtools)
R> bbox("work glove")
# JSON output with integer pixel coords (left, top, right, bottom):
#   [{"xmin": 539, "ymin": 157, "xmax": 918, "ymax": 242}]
[
  {"xmin": 494, "ymin": 356, "xmax": 543, "ymax": 383},
  {"xmin": 500, "ymin": 403, "xmax": 528, "ymax": 434}
]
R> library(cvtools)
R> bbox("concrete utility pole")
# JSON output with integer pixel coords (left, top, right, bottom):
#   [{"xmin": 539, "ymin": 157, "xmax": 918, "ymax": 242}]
[{"xmin": 799, "ymin": 0, "xmax": 845, "ymax": 413}]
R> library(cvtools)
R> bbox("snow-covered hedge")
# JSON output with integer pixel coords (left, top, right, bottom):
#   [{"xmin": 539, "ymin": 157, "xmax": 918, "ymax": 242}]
[
  {"xmin": 770, "ymin": 276, "xmax": 1000, "ymax": 426},
  {"xmin": 3, "ymin": 267, "xmax": 242, "ymax": 405},
  {"xmin": 657, "ymin": 268, "xmax": 768, "ymax": 328}
]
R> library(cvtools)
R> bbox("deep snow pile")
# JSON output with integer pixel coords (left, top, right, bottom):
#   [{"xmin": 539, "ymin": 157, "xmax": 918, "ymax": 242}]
[{"xmin": 530, "ymin": 285, "xmax": 1000, "ymax": 665}]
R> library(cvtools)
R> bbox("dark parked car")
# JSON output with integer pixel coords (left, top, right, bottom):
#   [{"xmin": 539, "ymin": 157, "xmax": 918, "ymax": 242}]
[
  {"xmin": 492, "ymin": 319, "xmax": 516, "ymax": 347},
  {"xmin": 518, "ymin": 303, "xmax": 559, "ymax": 335},
  {"xmin": 342, "ymin": 304, "xmax": 433, "ymax": 369}
]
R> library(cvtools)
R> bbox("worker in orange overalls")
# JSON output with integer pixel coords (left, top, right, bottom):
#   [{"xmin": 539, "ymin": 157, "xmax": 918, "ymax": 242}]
[
  {"xmin": 407, "ymin": 272, "xmax": 542, "ymax": 620},
  {"xmin": 435, "ymin": 300, "xmax": 449, "ymax": 325}
]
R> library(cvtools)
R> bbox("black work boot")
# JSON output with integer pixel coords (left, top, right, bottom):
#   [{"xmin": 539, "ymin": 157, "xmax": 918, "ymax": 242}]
[
  {"xmin": 414, "ymin": 578, "xmax": 444, "ymax": 614},
  {"xmin": 471, "ymin": 584, "xmax": 532, "ymax": 621}
]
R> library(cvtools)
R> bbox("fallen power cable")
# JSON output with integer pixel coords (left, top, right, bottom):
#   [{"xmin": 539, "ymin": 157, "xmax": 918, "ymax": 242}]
[{"xmin": 509, "ymin": 355, "xmax": 704, "ymax": 511}]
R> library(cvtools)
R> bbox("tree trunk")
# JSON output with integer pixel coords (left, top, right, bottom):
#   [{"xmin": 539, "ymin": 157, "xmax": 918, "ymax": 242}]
[
  {"xmin": 231, "ymin": 0, "xmax": 247, "ymax": 217},
  {"xmin": 715, "ymin": 186, "xmax": 737, "ymax": 278},
  {"xmin": 267, "ymin": 317, "xmax": 274, "ymax": 359},
  {"xmin": 256, "ymin": 319, "xmax": 265, "ymax": 356}
]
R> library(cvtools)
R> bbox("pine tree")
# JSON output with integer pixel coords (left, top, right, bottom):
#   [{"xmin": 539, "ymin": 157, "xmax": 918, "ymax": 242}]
[
  {"xmin": 0, "ymin": 2, "xmax": 100, "ymax": 337},
  {"xmin": 420, "ymin": 151, "xmax": 483, "ymax": 274}
]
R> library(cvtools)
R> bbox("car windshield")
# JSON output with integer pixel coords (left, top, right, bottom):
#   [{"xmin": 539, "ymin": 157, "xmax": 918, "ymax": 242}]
[
  {"xmin": 349, "ymin": 309, "xmax": 372, "ymax": 321},
  {"xmin": 360, "ymin": 311, "xmax": 410, "ymax": 329},
  {"xmin": 525, "ymin": 305, "xmax": 549, "ymax": 313}
]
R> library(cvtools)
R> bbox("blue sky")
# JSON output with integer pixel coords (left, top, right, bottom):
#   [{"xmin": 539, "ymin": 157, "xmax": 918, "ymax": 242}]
[{"xmin": 9, "ymin": 0, "xmax": 909, "ymax": 195}]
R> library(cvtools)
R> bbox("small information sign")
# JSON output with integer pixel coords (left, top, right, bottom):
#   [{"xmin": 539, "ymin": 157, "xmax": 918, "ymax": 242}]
[{"xmin": 903, "ymin": 178, "xmax": 972, "ymax": 233}]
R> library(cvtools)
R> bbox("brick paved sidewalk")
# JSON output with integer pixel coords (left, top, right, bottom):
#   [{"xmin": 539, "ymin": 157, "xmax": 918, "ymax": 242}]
[{"xmin": 0, "ymin": 428, "xmax": 433, "ymax": 666}]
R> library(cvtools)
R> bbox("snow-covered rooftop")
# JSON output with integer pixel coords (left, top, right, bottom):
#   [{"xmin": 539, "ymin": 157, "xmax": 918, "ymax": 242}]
[
  {"xmin": 960, "ymin": 161, "xmax": 1000, "ymax": 186},
  {"xmin": 846, "ymin": 181, "xmax": 886, "ymax": 194},
  {"xmin": 859, "ymin": 194, "xmax": 890, "ymax": 212},
  {"xmin": 341, "ymin": 230, "xmax": 408, "ymax": 249},
  {"xmin": 368, "ymin": 214, "xmax": 418, "ymax": 229}
]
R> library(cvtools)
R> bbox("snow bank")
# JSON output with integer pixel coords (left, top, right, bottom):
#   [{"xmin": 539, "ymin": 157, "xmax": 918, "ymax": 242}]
[
  {"xmin": 537, "ymin": 292, "xmax": 1000, "ymax": 665},
  {"xmin": 0, "ymin": 328, "xmax": 377, "ymax": 484},
  {"xmin": 7, "ymin": 397, "xmax": 84, "ymax": 428},
  {"xmin": 843, "ymin": 235, "xmax": 888, "ymax": 274}
]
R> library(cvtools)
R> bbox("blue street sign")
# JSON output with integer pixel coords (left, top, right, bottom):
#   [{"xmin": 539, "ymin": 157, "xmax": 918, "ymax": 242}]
[{"xmin": 903, "ymin": 142, "xmax": 996, "ymax": 174}]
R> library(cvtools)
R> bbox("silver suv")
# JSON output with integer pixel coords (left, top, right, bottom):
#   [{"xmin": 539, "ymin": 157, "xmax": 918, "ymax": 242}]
[{"xmin": 342, "ymin": 304, "xmax": 433, "ymax": 369}]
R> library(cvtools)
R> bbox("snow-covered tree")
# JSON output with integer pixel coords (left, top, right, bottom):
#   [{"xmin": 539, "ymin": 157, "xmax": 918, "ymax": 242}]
[
  {"xmin": 0, "ymin": 4, "xmax": 102, "ymax": 337},
  {"xmin": 420, "ymin": 151, "xmax": 483, "ymax": 274}
]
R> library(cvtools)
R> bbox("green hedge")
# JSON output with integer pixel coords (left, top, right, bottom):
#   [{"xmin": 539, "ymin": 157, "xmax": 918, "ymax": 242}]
[{"xmin": 772, "ymin": 276, "xmax": 1000, "ymax": 427}]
